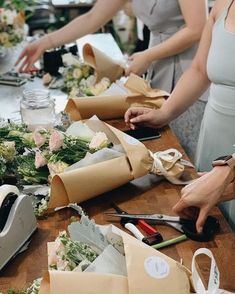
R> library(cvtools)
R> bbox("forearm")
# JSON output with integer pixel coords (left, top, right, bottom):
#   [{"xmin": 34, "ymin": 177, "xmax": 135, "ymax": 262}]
[
  {"xmin": 161, "ymin": 65, "xmax": 210, "ymax": 123},
  {"xmin": 145, "ymin": 27, "xmax": 203, "ymax": 63},
  {"xmin": 42, "ymin": 0, "xmax": 125, "ymax": 49}
]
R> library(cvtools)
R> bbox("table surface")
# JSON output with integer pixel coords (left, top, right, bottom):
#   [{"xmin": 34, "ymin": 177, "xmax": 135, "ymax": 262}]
[
  {"xmin": 0, "ymin": 78, "xmax": 234, "ymax": 292},
  {"xmin": 0, "ymin": 117, "xmax": 234, "ymax": 293}
]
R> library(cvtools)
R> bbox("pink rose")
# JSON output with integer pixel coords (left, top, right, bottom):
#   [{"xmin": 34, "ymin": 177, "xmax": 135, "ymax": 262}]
[
  {"xmin": 49, "ymin": 130, "xmax": 64, "ymax": 152},
  {"xmin": 33, "ymin": 127, "xmax": 47, "ymax": 148},
  {"xmin": 35, "ymin": 151, "xmax": 47, "ymax": 169}
]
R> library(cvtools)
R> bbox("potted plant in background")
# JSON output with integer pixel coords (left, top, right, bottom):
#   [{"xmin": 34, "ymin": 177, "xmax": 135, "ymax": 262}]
[{"xmin": 0, "ymin": 0, "xmax": 35, "ymax": 73}]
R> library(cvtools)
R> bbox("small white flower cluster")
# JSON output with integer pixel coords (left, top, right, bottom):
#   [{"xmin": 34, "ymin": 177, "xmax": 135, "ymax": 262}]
[
  {"xmin": 0, "ymin": 8, "xmax": 17, "ymax": 25},
  {"xmin": 58, "ymin": 53, "xmax": 111, "ymax": 97}
]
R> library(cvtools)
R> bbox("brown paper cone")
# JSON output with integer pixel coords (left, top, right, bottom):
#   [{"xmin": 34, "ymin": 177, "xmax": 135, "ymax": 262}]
[
  {"xmin": 83, "ymin": 43, "xmax": 124, "ymax": 82},
  {"xmin": 65, "ymin": 95, "xmax": 130, "ymax": 121}
]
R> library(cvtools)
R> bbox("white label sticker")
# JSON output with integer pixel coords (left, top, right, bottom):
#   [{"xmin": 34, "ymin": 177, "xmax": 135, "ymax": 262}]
[
  {"xmin": 144, "ymin": 256, "xmax": 170, "ymax": 279},
  {"xmin": 123, "ymin": 133, "xmax": 139, "ymax": 146}
]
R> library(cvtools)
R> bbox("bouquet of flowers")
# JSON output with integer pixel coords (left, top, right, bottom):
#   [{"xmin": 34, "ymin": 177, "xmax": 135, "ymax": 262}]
[
  {"xmin": 45, "ymin": 52, "xmax": 111, "ymax": 97},
  {"xmin": 0, "ymin": 119, "xmax": 112, "ymax": 186},
  {"xmin": 0, "ymin": 0, "xmax": 34, "ymax": 49}
]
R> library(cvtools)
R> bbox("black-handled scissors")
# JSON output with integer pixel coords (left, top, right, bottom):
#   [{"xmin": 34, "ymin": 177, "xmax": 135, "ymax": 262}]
[{"xmin": 106, "ymin": 212, "xmax": 220, "ymax": 242}]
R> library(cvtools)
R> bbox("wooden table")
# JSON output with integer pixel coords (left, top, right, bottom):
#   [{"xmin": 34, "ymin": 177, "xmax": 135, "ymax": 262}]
[{"xmin": 0, "ymin": 121, "xmax": 234, "ymax": 293}]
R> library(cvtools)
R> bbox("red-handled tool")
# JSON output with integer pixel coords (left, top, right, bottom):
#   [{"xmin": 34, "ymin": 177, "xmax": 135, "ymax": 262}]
[{"xmin": 110, "ymin": 203, "xmax": 163, "ymax": 244}]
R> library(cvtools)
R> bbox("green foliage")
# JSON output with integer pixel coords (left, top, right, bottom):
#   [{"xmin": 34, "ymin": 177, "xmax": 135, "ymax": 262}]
[
  {"xmin": 48, "ymin": 135, "xmax": 89, "ymax": 165},
  {"xmin": 16, "ymin": 153, "xmax": 49, "ymax": 184},
  {"xmin": 1, "ymin": 0, "xmax": 36, "ymax": 12}
]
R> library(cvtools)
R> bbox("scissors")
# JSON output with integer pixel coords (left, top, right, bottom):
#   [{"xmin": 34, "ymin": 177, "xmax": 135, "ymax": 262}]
[{"xmin": 106, "ymin": 212, "xmax": 220, "ymax": 242}]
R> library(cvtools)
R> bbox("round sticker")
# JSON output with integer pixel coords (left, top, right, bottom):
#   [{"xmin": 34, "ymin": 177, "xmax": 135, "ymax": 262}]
[
  {"xmin": 144, "ymin": 256, "xmax": 170, "ymax": 279},
  {"xmin": 123, "ymin": 133, "xmax": 139, "ymax": 145}
]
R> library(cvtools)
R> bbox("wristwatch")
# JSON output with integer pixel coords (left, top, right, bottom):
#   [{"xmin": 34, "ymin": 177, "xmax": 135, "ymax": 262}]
[{"xmin": 212, "ymin": 154, "xmax": 235, "ymax": 179}]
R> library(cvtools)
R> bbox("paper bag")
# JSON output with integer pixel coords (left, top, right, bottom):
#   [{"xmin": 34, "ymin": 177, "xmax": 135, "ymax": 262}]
[
  {"xmin": 83, "ymin": 43, "xmax": 124, "ymax": 82},
  {"xmin": 49, "ymin": 119, "xmax": 153, "ymax": 208},
  {"xmin": 65, "ymin": 73, "xmax": 169, "ymax": 121},
  {"xmin": 39, "ymin": 228, "xmax": 191, "ymax": 294}
]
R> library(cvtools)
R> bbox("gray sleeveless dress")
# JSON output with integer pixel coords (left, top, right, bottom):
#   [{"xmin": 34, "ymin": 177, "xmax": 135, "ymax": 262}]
[
  {"xmin": 132, "ymin": 0, "xmax": 207, "ymax": 160},
  {"xmin": 195, "ymin": 3, "xmax": 235, "ymax": 230}
]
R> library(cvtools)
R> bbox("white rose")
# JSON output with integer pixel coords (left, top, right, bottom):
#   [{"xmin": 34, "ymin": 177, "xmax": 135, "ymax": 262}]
[
  {"xmin": 73, "ymin": 68, "xmax": 82, "ymax": 79},
  {"xmin": 89, "ymin": 132, "xmax": 109, "ymax": 150},
  {"xmin": 1, "ymin": 9, "xmax": 17, "ymax": 25}
]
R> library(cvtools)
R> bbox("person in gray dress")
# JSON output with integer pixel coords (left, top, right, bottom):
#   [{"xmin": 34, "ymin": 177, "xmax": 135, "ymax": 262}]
[
  {"xmin": 16, "ymin": 0, "xmax": 207, "ymax": 160},
  {"xmin": 125, "ymin": 0, "xmax": 235, "ymax": 231},
  {"xmin": 125, "ymin": 0, "xmax": 208, "ymax": 160}
]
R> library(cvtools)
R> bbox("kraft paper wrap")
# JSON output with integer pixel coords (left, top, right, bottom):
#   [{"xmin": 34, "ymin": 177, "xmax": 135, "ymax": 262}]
[
  {"xmin": 48, "ymin": 119, "xmax": 153, "ymax": 208},
  {"xmin": 83, "ymin": 43, "xmax": 124, "ymax": 82},
  {"xmin": 65, "ymin": 73, "xmax": 169, "ymax": 121},
  {"xmin": 39, "ymin": 229, "xmax": 192, "ymax": 294}
]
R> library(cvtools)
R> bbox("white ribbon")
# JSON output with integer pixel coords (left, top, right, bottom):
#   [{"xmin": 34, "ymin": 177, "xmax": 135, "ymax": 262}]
[
  {"xmin": 192, "ymin": 248, "xmax": 221, "ymax": 294},
  {"xmin": 149, "ymin": 148, "xmax": 193, "ymax": 185}
]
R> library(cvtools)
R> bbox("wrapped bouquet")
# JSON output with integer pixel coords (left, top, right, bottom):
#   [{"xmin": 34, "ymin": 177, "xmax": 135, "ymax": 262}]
[
  {"xmin": 39, "ymin": 210, "xmax": 192, "ymax": 294},
  {"xmin": 65, "ymin": 73, "xmax": 169, "ymax": 121},
  {"xmin": 44, "ymin": 42, "xmax": 125, "ymax": 97},
  {"xmin": 48, "ymin": 117, "xmax": 193, "ymax": 208},
  {"xmin": 59, "ymin": 53, "xmax": 111, "ymax": 97}
]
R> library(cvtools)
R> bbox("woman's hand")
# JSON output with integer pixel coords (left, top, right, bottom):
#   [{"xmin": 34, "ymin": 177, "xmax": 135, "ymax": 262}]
[
  {"xmin": 15, "ymin": 37, "xmax": 50, "ymax": 72},
  {"xmin": 173, "ymin": 166, "xmax": 234, "ymax": 233},
  {"xmin": 125, "ymin": 50, "xmax": 152, "ymax": 76},
  {"xmin": 124, "ymin": 107, "xmax": 168, "ymax": 129}
]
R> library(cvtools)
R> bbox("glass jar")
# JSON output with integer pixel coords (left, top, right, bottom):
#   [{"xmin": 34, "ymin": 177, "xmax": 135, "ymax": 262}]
[{"xmin": 20, "ymin": 89, "xmax": 56, "ymax": 131}]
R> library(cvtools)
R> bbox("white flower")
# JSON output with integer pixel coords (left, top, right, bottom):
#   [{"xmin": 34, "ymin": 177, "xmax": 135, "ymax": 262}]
[
  {"xmin": 73, "ymin": 68, "xmax": 82, "ymax": 79},
  {"xmin": 90, "ymin": 77, "xmax": 111, "ymax": 96},
  {"xmin": 0, "ymin": 9, "xmax": 17, "ymax": 25},
  {"xmin": 62, "ymin": 53, "xmax": 81, "ymax": 67},
  {"xmin": 58, "ymin": 67, "xmax": 65, "ymax": 74},
  {"xmin": 89, "ymin": 132, "xmax": 109, "ymax": 150},
  {"xmin": 47, "ymin": 161, "xmax": 69, "ymax": 177}
]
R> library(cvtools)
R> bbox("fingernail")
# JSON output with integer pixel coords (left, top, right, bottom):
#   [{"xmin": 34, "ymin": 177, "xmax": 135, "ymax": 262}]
[{"xmin": 198, "ymin": 227, "xmax": 203, "ymax": 233}]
